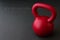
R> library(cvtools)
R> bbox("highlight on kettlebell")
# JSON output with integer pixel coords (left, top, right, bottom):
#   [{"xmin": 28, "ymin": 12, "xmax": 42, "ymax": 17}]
[{"xmin": 32, "ymin": 2, "xmax": 56, "ymax": 37}]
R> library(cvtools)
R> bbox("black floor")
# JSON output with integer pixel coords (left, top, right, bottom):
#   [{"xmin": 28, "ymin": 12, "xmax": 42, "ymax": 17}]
[{"xmin": 0, "ymin": 1, "xmax": 60, "ymax": 40}]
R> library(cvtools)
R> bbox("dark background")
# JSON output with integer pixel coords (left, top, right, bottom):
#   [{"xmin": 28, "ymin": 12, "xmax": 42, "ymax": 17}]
[{"xmin": 0, "ymin": 0, "xmax": 60, "ymax": 40}]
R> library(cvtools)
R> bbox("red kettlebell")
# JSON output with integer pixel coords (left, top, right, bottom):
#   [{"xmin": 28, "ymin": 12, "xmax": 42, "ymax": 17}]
[{"xmin": 32, "ymin": 3, "xmax": 56, "ymax": 37}]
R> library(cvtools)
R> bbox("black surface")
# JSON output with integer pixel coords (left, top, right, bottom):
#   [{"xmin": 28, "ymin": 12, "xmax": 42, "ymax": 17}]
[{"xmin": 0, "ymin": 0, "xmax": 60, "ymax": 40}]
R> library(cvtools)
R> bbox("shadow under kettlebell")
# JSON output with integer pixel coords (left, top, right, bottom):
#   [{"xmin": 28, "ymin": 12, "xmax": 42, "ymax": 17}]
[{"xmin": 35, "ymin": 32, "xmax": 55, "ymax": 38}]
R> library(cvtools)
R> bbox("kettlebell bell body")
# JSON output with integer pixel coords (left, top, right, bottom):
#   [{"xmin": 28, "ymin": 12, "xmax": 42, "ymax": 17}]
[
  {"xmin": 33, "ymin": 16, "xmax": 54, "ymax": 36},
  {"xmin": 32, "ymin": 3, "xmax": 56, "ymax": 36}
]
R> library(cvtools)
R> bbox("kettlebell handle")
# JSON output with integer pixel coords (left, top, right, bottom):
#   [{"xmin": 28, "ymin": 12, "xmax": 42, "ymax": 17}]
[{"xmin": 32, "ymin": 3, "xmax": 56, "ymax": 22}]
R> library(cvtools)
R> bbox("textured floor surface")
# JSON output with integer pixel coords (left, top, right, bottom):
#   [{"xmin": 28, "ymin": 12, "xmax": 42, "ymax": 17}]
[{"xmin": 0, "ymin": 1, "xmax": 60, "ymax": 40}]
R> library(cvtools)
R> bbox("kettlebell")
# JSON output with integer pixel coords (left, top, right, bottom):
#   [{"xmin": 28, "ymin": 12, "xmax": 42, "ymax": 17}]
[{"xmin": 32, "ymin": 3, "xmax": 56, "ymax": 37}]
